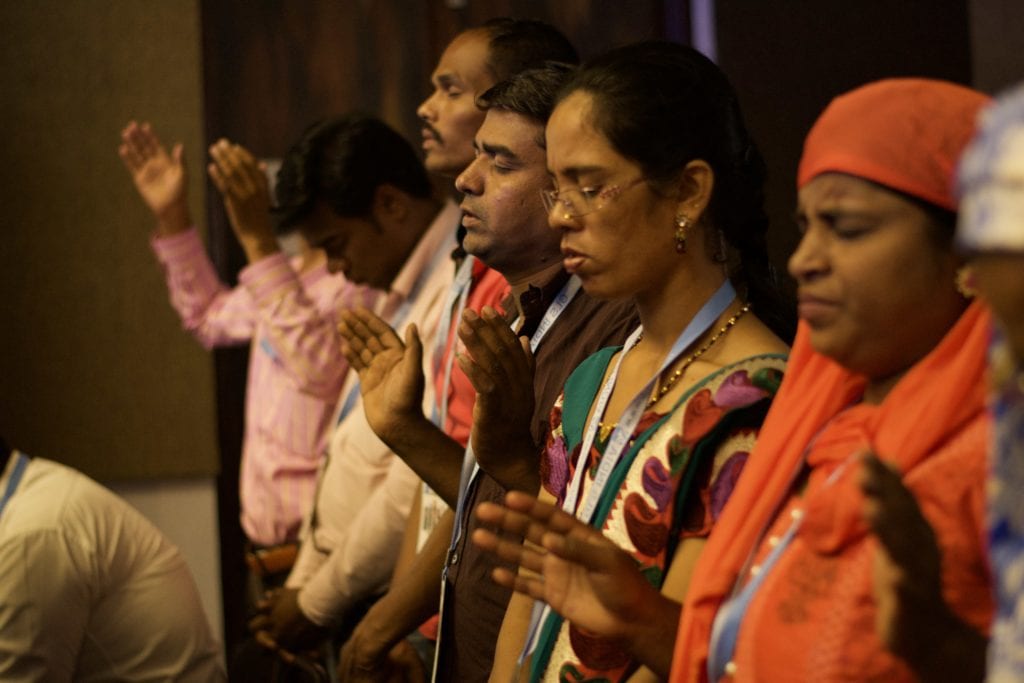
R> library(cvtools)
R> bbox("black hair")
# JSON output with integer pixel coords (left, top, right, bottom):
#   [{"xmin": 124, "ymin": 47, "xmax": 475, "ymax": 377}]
[
  {"xmin": 558, "ymin": 41, "xmax": 795, "ymax": 341},
  {"xmin": 273, "ymin": 114, "xmax": 432, "ymax": 234},
  {"xmin": 887, "ymin": 185, "xmax": 958, "ymax": 249},
  {"xmin": 478, "ymin": 18, "xmax": 579, "ymax": 83},
  {"xmin": 477, "ymin": 62, "xmax": 576, "ymax": 144}
]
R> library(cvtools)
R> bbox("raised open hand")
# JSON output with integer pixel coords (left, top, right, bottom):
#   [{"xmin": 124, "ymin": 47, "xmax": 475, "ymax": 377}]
[
  {"xmin": 207, "ymin": 139, "xmax": 278, "ymax": 262},
  {"xmin": 456, "ymin": 306, "xmax": 539, "ymax": 491},
  {"xmin": 118, "ymin": 120, "xmax": 191, "ymax": 234},
  {"xmin": 472, "ymin": 491, "xmax": 664, "ymax": 641},
  {"xmin": 339, "ymin": 307, "xmax": 427, "ymax": 441}
]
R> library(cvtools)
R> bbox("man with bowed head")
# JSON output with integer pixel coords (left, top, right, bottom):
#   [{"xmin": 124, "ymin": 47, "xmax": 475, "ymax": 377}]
[
  {"xmin": 237, "ymin": 113, "xmax": 457, "ymax": 667},
  {"xmin": 119, "ymin": 121, "xmax": 376, "ymax": 592},
  {"xmin": 337, "ymin": 62, "xmax": 639, "ymax": 681},
  {"xmin": 249, "ymin": 18, "xmax": 581, "ymax": 669}
]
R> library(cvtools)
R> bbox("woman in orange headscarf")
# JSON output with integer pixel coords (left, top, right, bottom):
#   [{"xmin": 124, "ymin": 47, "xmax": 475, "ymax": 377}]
[{"xmin": 474, "ymin": 78, "xmax": 995, "ymax": 682}]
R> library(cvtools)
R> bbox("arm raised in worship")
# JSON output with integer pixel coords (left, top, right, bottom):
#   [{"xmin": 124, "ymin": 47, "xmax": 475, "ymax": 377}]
[
  {"xmin": 456, "ymin": 306, "xmax": 541, "ymax": 494},
  {"xmin": 119, "ymin": 120, "xmax": 192, "ymax": 236},
  {"xmin": 207, "ymin": 139, "xmax": 355, "ymax": 396},
  {"xmin": 860, "ymin": 452, "xmax": 988, "ymax": 683},
  {"xmin": 120, "ymin": 120, "xmax": 261, "ymax": 346},
  {"xmin": 339, "ymin": 307, "xmax": 465, "ymax": 506},
  {"xmin": 473, "ymin": 490, "xmax": 686, "ymax": 680},
  {"xmin": 207, "ymin": 140, "xmax": 279, "ymax": 264}
]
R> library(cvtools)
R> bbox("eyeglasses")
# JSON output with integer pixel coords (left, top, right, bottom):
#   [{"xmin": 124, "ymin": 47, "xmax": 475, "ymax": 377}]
[{"xmin": 540, "ymin": 176, "xmax": 648, "ymax": 219}]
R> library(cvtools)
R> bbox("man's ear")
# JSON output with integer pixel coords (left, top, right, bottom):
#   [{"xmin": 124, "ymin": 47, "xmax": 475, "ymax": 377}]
[
  {"xmin": 673, "ymin": 159, "xmax": 714, "ymax": 224},
  {"xmin": 371, "ymin": 183, "xmax": 409, "ymax": 227}
]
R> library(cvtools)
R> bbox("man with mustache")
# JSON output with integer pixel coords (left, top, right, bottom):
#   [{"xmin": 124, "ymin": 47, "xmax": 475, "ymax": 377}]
[
  {"xmin": 250, "ymin": 19, "xmax": 579, "ymax": 669},
  {"xmin": 337, "ymin": 63, "xmax": 638, "ymax": 682}
]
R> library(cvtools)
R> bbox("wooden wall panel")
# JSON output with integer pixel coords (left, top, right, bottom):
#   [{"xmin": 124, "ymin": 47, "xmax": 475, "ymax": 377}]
[
  {"xmin": 0, "ymin": 0, "xmax": 217, "ymax": 480},
  {"xmin": 716, "ymin": 0, "xmax": 973, "ymax": 295},
  {"xmin": 969, "ymin": 0, "xmax": 1024, "ymax": 94}
]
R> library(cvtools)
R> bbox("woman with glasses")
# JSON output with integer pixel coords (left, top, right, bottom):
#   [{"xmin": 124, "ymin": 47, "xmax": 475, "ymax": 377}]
[
  {"xmin": 484, "ymin": 41, "xmax": 792, "ymax": 682},
  {"xmin": 480, "ymin": 78, "xmax": 995, "ymax": 683}
]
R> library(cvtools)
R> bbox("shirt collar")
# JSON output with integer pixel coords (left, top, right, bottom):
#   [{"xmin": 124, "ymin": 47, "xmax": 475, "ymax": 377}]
[{"xmin": 387, "ymin": 200, "xmax": 460, "ymax": 303}]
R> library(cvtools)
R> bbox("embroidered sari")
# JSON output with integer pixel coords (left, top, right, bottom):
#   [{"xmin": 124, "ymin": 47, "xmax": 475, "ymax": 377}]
[{"xmin": 535, "ymin": 349, "xmax": 787, "ymax": 682}]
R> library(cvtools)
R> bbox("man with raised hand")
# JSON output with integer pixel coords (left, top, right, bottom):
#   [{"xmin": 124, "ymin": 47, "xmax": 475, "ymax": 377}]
[
  {"xmin": 338, "ymin": 63, "xmax": 638, "ymax": 682},
  {"xmin": 229, "ymin": 114, "xmax": 457, "ymax": 668},
  {"xmin": 120, "ymin": 122, "xmax": 377, "ymax": 599},
  {"xmin": 256, "ymin": 18, "xmax": 581, "ymax": 675}
]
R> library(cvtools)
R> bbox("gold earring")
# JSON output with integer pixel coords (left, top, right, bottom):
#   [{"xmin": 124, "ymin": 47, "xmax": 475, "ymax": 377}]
[
  {"xmin": 955, "ymin": 266, "xmax": 977, "ymax": 299},
  {"xmin": 675, "ymin": 215, "xmax": 689, "ymax": 254}
]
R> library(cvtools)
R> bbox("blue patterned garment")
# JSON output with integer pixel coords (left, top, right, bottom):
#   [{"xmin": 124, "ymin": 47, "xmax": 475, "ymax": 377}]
[
  {"xmin": 957, "ymin": 82, "xmax": 1024, "ymax": 254},
  {"xmin": 958, "ymin": 82, "xmax": 1024, "ymax": 682},
  {"xmin": 986, "ymin": 332, "xmax": 1024, "ymax": 683}
]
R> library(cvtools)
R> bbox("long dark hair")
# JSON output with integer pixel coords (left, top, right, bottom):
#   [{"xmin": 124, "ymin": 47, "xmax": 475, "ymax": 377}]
[{"xmin": 558, "ymin": 41, "xmax": 795, "ymax": 341}]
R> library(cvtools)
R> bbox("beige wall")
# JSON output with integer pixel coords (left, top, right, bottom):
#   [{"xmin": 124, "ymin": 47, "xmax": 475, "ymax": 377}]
[{"xmin": 0, "ymin": 0, "xmax": 218, "ymax": 479}]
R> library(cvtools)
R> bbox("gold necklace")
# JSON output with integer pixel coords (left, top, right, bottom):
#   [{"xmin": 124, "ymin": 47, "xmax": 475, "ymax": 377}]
[
  {"xmin": 645, "ymin": 303, "xmax": 751, "ymax": 409},
  {"xmin": 596, "ymin": 303, "xmax": 751, "ymax": 438}
]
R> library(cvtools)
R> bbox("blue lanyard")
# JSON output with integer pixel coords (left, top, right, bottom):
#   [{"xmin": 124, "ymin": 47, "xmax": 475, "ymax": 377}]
[
  {"xmin": 334, "ymin": 380, "xmax": 363, "ymax": 426},
  {"xmin": 563, "ymin": 280, "xmax": 735, "ymax": 522},
  {"xmin": 0, "ymin": 453, "xmax": 30, "ymax": 519},
  {"xmin": 443, "ymin": 275, "xmax": 583, "ymax": 576},
  {"xmin": 420, "ymin": 256, "xmax": 477, "ymax": 528},
  {"xmin": 335, "ymin": 243, "xmax": 456, "ymax": 429},
  {"xmin": 430, "ymin": 255, "xmax": 477, "ymax": 430},
  {"xmin": 522, "ymin": 279, "xmax": 737, "ymax": 664}
]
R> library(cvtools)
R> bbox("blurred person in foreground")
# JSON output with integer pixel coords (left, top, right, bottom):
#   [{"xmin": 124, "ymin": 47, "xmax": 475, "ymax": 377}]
[{"xmin": 0, "ymin": 437, "xmax": 224, "ymax": 682}]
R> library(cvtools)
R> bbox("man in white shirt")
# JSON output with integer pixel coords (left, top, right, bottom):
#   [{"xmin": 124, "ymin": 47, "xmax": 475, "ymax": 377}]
[
  {"xmin": 0, "ymin": 439, "xmax": 224, "ymax": 682},
  {"xmin": 250, "ymin": 18, "xmax": 578, "ymax": 663}
]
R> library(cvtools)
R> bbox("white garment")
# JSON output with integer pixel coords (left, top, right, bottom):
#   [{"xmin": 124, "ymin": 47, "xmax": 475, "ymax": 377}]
[
  {"xmin": 0, "ymin": 454, "xmax": 224, "ymax": 682},
  {"xmin": 288, "ymin": 201, "xmax": 459, "ymax": 626}
]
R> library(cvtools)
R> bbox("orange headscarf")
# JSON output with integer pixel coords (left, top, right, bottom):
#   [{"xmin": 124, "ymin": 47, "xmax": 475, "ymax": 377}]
[
  {"xmin": 798, "ymin": 78, "xmax": 990, "ymax": 211},
  {"xmin": 671, "ymin": 79, "xmax": 993, "ymax": 681}
]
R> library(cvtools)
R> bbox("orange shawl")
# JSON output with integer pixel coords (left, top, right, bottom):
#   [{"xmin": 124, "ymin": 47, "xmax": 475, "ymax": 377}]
[{"xmin": 671, "ymin": 302, "xmax": 992, "ymax": 681}]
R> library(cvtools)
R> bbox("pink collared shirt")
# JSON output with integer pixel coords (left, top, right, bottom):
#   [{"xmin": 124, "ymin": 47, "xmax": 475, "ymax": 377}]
[{"xmin": 151, "ymin": 229, "xmax": 377, "ymax": 546}]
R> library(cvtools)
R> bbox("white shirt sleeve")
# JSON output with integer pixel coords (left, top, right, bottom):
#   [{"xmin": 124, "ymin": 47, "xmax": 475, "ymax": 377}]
[{"xmin": 0, "ymin": 527, "xmax": 91, "ymax": 682}]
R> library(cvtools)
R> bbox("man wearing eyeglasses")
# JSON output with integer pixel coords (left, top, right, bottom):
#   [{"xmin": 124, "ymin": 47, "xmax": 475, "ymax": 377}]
[{"xmin": 336, "ymin": 63, "xmax": 638, "ymax": 682}]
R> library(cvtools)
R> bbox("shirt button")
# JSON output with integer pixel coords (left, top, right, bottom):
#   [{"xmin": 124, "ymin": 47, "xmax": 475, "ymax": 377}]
[
  {"xmin": 767, "ymin": 535, "xmax": 780, "ymax": 548},
  {"xmin": 750, "ymin": 564, "xmax": 762, "ymax": 577},
  {"xmin": 790, "ymin": 508, "xmax": 804, "ymax": 521},
  {"xmin": 725, "ymin": 661, "xmax": 738, "ymax": 676},
  {"xmin": 449, "ymin": 552, "xmax": 459, "ymax": 565}
]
